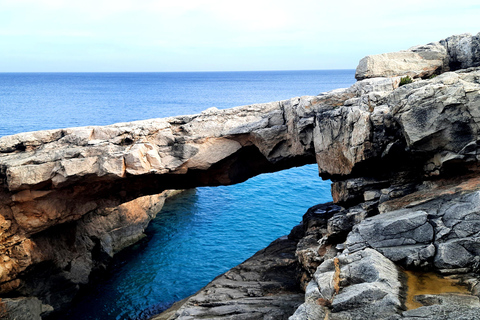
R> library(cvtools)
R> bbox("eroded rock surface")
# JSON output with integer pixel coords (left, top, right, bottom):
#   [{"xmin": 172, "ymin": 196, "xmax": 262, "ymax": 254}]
[
  {"xmin": 356, "ymin": 32, "xmax": 480, "ymax": 80},
  {"xmin": 1, "ymin": 297, "xmax": 52, "ymax": 320},
  {"xmin": 286, "ymin": 185, "xmax": 480, "ymax": 320},
  {"xmin": 290, "ymin": 248, "xmax": 402, "ymax": 320},
  {"xmin": 0, "ymin": 189, "xmax": 182, "ymax": 317},
  {"xmin": 347, "ymin": 190, "xmax": 480, "ymax": 270},
  {"xmin": 157, "ymin": 34, "xmax": 480, "ymax": 320}
]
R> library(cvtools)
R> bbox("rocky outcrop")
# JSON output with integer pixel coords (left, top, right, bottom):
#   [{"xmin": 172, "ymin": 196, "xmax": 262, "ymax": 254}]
[
  {"xmin": 0, "ymin": 74, "xmax": 404, "ymax": 317},
  {"xmin": 346, "ymin": 190, "xmax": 480, "ymax": 271},
  {"xmin": 157, "ymin": 34, "xmax": 480, "ymax": 319},
  {"xmin": 1, "ymin": 297, "xmax": 52, "ymax": 320},
  {"xmin": 0, "ymin": 189, "xmax": 181, "ymax": 318},
  {"xmin": 2, "ymin": 32, "xmax": 480, "ymax": 319},
  {"xmin": 356, "ymin": 32, "xmax": 480, "ymax": 80},
  {"xmin": 290, "ymin": 248, "xmax": 402, "ymax": 320},
  {"xmin": 152, "ymin": 236, "xmax": 304, "ymax": 320}
]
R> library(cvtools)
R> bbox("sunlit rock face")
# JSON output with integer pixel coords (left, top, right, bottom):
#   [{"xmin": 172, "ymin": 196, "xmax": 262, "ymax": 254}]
[
  {"xmin": 355, "ymin": 32, "xmax": 480, "ymax": 80},
  {"xmin": 2, "ymin": 32, "xmax": 480, "ymax": 319}
]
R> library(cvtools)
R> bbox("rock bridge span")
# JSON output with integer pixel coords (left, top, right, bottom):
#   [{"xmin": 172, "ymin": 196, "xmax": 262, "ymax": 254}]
[
  {"xmin": 0, "ymin": 84, "xmax": 368, "ymax": 237},
  {"xmin": 0, "ymin": 77, "xmax": 397, "ymax": 300}
]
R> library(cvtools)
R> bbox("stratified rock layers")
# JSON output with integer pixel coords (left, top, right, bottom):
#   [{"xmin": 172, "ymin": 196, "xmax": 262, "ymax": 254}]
[
  {"xmin": 1, "ymin": 32, "xmax": 480, "ymax": 319},
  {"xmin": 152, "ymin": 236, "xmax": 304, "ymax": 320}
]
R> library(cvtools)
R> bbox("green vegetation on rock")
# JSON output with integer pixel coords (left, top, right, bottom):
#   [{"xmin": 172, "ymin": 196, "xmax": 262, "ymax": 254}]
[{"xmin": 399, "ymin": 75, "xmax": 413, "ymax": 86}]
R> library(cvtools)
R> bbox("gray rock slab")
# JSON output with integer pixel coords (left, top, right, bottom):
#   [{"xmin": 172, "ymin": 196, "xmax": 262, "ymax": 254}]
[{"xmin": 153, "ymin": 237, "xmax": 304, "ymax": 320}]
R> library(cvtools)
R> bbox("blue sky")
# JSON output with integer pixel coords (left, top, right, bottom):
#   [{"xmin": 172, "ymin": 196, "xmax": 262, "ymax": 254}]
[{"xmin": 1, "ymin": 0, "xmax": 479, "ymax": 72}]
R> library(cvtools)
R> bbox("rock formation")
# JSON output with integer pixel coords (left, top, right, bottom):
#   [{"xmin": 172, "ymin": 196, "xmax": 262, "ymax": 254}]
[
  {"xmin": 355, "ymin": 32, "xmax": 480, "ymax": 80},
  {"xmin": 1, "ymin": 32, "xmax": 480, "ymax": 319},
  {"xmin": 157, "ymin": 33, "xmax": 480, "ymax": 320},
  {"xmin": 0, "ymin": 74, "xmax": 403, "ymax": 319},
  {"xmin": 151, "ymin": 236, "xmax": 304, "ymax": 320}
]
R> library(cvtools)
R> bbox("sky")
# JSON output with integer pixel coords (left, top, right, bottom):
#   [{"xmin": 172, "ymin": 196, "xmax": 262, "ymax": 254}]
[{"xmin": 0, "ymin": 0, "xmax": 479, "ymax": 72}]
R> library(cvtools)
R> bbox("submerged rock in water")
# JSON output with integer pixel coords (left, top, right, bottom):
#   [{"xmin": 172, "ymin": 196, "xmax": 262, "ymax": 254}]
[{"xmin": 403, "ymin": 270, "xmax": 472, "ymax": 310}]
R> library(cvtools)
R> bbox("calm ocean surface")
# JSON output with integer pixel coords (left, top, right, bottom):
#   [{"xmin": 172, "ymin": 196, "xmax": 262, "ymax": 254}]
[{"xmin": 0, "ymin": 70, "xmax": 355, "ymax": 319}]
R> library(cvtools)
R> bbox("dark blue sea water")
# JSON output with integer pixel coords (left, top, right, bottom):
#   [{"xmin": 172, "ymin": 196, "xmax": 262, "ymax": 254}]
[
  {"xmin": 0, "ymin": 70, "xmax": 355, "ymax": 320},
  {"xmin": 0, "ymin": 70, "xmax": 353, "ymax": 137}
]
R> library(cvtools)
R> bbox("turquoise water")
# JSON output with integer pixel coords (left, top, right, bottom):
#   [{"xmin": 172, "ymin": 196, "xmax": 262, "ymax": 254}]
[
  {"xmin": 0, "ymin": 70, "xmax": 355, "ymax": 319},
  {"xmin": 62, "ymin": 165, "xmax": 332, "ymax": 320}
]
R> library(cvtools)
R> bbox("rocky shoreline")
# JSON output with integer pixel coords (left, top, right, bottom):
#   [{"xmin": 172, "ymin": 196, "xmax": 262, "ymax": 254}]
[
  {"xmin": 155, "ymin": 33, "xmax": 480, "ymax": 319},
  {"xmin": 1, "ymin": 32, "xmax": 480, "ymax": 319}
]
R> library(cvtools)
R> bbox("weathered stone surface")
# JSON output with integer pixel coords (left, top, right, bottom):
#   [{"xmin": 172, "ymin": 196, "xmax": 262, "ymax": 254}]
[
  {"xmin": 356, "ymin": 51, "xmax": 444, "ymax": 80},
  {"xmin": 356, "ymin": 32, "xmax": 480, "ymax": 80},
  {"xmin": 0, "ymin": 190, "xmax": 181, "ymax": 314},
  {"xmin": 395, "ymin": 293, "xmax": 480, "ymax": 320},
  {"xmin": 346, "ymin": 190, "xmax": 480, "ymax": 271},
  {"xmin": 1, "ymin": 297, "xmax": 52, "ymax": 320},
  {"xmin": 153, "ymin": 236, "xmax": 304, "ymax": 320},
  {"xmin": 314, "ymin": 105, "xmax": 371, "ymax": 175},
  {"xmin": 291, "ymin": 184, "xmax": 480, "ymax": 320},
  {"xmin": 390, "ymin": 71, "xmax": 480, "ymax": 156},
  {"xmin": 292, "ymin": 248, "xmax": 402, "ymax": 320},
  {"xmin": 294, "ymin": 203, "xmax": 346, "ymax": 289},
  {"xmin": 441, "ymin": 33, "xmax": 480, "ymax": 71}
]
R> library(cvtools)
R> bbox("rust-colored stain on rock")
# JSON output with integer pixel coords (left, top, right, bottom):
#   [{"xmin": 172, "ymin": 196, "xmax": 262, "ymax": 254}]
[{"xmin": 404, "ymin": 270, "xmax": 470, "ymax": 310}]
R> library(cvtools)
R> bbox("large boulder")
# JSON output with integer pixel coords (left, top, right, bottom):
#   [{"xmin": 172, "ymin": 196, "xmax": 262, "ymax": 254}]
[
  {"xmin": 356, "ymin": 32, "xmax": 480, "ymax": 80},
  {"xmin": 346, "ymin": 190, "xmax": 480, "ymax": 271},
  {"xmin": 441, "ymin": 33, "xmax": 480, "ymax": 71},
  {"xmin": 290, "ymin": 248, "xmax": 402, "ymax": 320},
  {"xmin": 356, "ymin": 51, "xmax": 445, "ymax": 80}
]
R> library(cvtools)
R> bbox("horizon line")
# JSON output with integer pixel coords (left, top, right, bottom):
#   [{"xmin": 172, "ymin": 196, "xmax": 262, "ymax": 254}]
[{"xmin": 0, "ymin": 68, "xmax": 356, "ymax": 74}]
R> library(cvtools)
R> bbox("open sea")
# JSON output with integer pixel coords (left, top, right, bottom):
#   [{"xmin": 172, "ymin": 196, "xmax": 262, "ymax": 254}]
[{"xmin": 0, "ymin": 70, "xmax": 355, "ymax": 319}]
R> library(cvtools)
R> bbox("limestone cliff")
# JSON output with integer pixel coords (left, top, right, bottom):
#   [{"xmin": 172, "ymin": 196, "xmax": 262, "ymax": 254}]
[
  {"xmin": 156, "ymin": 33, "xmax": 480, "ymax": 320},
  {"xmin": 1, "ymin": 32, "xmax": 480, "ymax": 319}
]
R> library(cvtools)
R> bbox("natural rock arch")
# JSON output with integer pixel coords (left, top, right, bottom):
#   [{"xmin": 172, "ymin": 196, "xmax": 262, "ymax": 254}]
[{"xmin": 2, "ymin": 32, "xmax": 480, "ymax": 318}]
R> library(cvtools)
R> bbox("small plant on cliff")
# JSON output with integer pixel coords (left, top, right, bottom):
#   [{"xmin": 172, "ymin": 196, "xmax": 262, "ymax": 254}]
[{"xmin": 399, "ymin": 75, "xmax": 413, "ymax": 86}]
